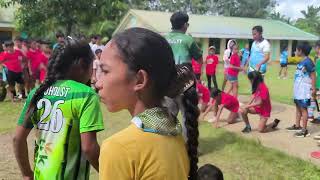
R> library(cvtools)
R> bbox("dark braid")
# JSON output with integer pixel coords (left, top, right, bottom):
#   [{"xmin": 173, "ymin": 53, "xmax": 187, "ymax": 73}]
[
  {"xmin": 183, "ymin": 87, "xmax": 200, "ymax": 180},
  {"xmin": 23, "ymin": 38, "xmax": 94, "ymax": 125}
]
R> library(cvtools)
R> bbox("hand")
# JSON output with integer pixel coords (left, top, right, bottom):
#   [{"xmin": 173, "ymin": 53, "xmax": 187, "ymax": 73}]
[
  {"xmin": 23, "ymin": 173, "xmax": 34, "ymax": 180},
  {"xmin": 255, "ymin": 63, "xmax": 261, "ymax": 71}
]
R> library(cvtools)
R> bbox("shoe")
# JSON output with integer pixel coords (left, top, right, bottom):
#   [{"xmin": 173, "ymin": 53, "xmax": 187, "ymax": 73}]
[
  {"xmin": 310, "ymin": 117, "xmax": 320, "ymax": 124},
  {"xmin": 271, "ymin": 119, "xmax": 280, "ymax": 129},
  {"xmin": 295, "ymin": 129, "xmax": 310, "ymax": 138},
  {"xmin": 286, "ymin": 124, "xmax": 302, "ymax": 132},
  {"xmin": 242, "ymin": 126, "xmax": 251, "ymax": 133},
  {"xmin": 314, "ymin": 134, "xmax": 320, "ymax": 140}
]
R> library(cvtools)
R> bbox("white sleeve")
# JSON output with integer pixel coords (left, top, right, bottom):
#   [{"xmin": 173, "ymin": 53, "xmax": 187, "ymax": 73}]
[
  {"xmin": 262, "ymin": 40, "xmax": 271, "ymax": 54},
  {"xmin": 223, "ymin": 49, "xmax": 230, "ymax": 62}
]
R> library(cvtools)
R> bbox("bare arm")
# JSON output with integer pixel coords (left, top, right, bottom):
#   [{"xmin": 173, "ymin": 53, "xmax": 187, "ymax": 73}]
[
  {"xmin": 81, "ymin": 132, "xmax": 100, "ymax": 171},
  {"xmin": 245, "ymin": 97, "xmax": 262, "ymax": 109},
  {"xmin": 311, "ymin": 72, "xmax": 316, "ymax": 98},
  {"xmin": 13, "ymin": 126, "xmax": 33, "ymax": 179},
  {"xmin": 215, "ymin": 104, "xmax": 224, "ymax": 127}
]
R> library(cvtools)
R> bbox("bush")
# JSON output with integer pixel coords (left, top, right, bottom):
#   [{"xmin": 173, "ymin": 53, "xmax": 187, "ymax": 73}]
[{"xmin": 288, "ymin": 55, "xmax": 316, "ymax": 64}]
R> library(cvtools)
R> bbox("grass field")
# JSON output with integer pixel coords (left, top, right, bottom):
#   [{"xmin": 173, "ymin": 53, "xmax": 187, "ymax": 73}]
[{"xmin": 1, "ymin": 63, "xmax": 320, "ymax": 179}]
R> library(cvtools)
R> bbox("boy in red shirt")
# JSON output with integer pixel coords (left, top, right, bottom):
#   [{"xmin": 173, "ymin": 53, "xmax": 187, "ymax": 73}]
[
  {"xmin": 0, "ymin": 41, "xmax": 25, "ymax": 101},
  {"xmin": 240, "ymin": 71, "xmax": 280, "ymax": 133},
  {"xmin": 196, "ymin": 80, "xmax": 210, "ymax": 113},
  {"xmin": 192, "ymin": 58, "xmax": 202, "ymax": 80},
  {"xmin": 38, "ymin": 40, "xmax": 51, "ymax": 83},
  {"xmin": 205, "ymin": 46, "xmax": 219, "ymax": 89},
  {"xmin": 26, "ymin": 39, "xmax": 42, "ymax": 88},
  {"xmin": 227, "ymin": 45, "xmax": 242, "ymax": 97}
]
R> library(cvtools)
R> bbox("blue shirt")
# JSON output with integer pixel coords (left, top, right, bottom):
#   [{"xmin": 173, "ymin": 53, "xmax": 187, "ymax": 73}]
[
  {"xmin": 280, "ymin": 51, "xmax": 288, "ymax": 64},
  {"xmin": 240, "ymin": 48, "xmax": 250, "ymax": 66},
  {"xmin": 249, "ymin": 39, "xmax": 270, "ymax": 74},
  {"xmin": 293, "ymin": 57, "xmax": 315, "ymax": 100}
]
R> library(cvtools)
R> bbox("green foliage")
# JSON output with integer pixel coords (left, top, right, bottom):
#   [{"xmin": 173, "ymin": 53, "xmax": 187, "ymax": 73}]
[
  {"xmin": 269, "ymin": 12, "xmax": 292, "ymax": 24},
  {"xmin": 295, "ymin": 5, "xmax": 320, "ymax": 36}
]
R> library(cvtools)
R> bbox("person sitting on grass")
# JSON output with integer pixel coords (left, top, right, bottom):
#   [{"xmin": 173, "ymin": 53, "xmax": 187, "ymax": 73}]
[
  {"xmin": 202, "ymin": 88, "xmax": 240, "ymax": 128},
  {"xmin": 240, "ymin": 71, "xmax": 280, "ymax": 133},
  {"xmin": 286, "ymin": 42, "xmax": 315, "ymax": 138},
  {"xmin": 197, "ymin": 164, "xmax": 224, "ymax": 180}
]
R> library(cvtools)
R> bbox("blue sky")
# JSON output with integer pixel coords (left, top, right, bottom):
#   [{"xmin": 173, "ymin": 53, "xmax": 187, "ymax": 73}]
[{"xmin": 275, "ymin": 0, "xmax": 319, "ymax": 19}]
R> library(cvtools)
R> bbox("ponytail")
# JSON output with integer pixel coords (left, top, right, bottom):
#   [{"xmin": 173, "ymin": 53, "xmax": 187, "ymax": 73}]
[{"xmin": 182, "ymin": 86, "xmax": 200, "ymax": 180}]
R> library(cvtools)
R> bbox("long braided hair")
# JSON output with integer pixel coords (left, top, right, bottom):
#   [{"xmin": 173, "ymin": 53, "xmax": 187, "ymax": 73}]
[
  {"xmin": 113, "ymin": 27, "xmax": 199, "ymax": 180},
  {"xmin": 23, "ymin": 38, "xmax": 94, "ymax": 125}
]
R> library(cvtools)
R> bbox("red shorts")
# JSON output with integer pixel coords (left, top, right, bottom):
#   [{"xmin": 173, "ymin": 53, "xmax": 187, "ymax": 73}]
[
  {"xmin": 254, "ymin": 106, "xmax": 270, "ymax": 118},
  {"xmin": 227, "ymin": 103, "xmax": 239, "ymax": 113}
]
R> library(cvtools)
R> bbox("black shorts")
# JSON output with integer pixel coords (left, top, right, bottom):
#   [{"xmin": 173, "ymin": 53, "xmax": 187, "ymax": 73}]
[
  {"xmin": 7, "ymin": 70, "xmax": 24, "ymax": 86},
  {"xmin": 280, "ymin": 63, "xmax": 287, "ymax": 67}
]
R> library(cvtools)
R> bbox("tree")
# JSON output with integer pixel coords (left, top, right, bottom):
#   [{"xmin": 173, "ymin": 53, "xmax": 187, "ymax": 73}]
[
  {"xmin": 269, "ymin": 12, "xmax": 292, "ymax": 24},
  {"xmin": 295, "ymin": 5, "xmax": 320, "ymax": 35}
]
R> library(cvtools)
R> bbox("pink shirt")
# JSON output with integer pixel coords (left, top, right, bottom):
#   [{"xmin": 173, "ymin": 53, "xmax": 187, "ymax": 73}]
[
  {"xmin": 253, "ymin": 83, "xmax": 271, "ymax": 118},
  {"xmin": 220, "ymin": 92, "xmax": 239, "ymax": 113},
  {"xmin": 27, "ymin": 49, "xmax": 41, "ymax": 73},
  {"xmin": 0, "ymin": 50, "xmax": 23, "ymax": 73},
  {"xmin": 196, "ymin": 82, "xmax": 210, "ymax": 104},
  {"xmin": 205, "ymin": 54, "xmax": 218, "ymax": 75},
  {"xmin": 192, "ymin": 59, "xmax": 201, "ymax": 75},
  {"xmin": 38, "ymin": 52, "xmax": 49, "ymax": 82},
  {"xmin": 227, "ymin": 53, "xmax": 240, "ymax": 77}
]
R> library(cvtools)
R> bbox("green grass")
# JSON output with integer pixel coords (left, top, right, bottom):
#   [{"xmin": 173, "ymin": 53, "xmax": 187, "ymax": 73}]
[
  {"xmin": 208, "ymin": 62, "xmax": 296, "ymax": 105},
  {"xmin": 0, "ymin": 101, "xmax": 24, "ymax": 133}
]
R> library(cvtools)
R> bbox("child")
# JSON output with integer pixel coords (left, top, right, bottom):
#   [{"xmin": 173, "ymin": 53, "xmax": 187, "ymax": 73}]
[
  {"xmin": 240, "ymin": 43, "xmax": 250, "ymax": 68},
  {"xmin": 203, "ymin": 88, "xmax": 239, "ymax": 128},
  {"xmin": 92, "ymin": 49, "xmax": 103, "ymax": 89},
  {"xmin": 197, "ymin": 164, "xmax": 224, "ymax": 180},
  {"xmin": 26, "ymin": 39, "xmax": 41, "ymax": 89},
  {"xmin": 0, "ymin": 41, "xmax": 26, "ymax": 101},
  {"xmin": 286, "ymin": 42, "xmax": 315, "ymax": 137},
  {"xmin": 206, "ymin": 46, "xmax": 219, "ymax": 89},
  {"xmin": 240, "ymin": 71, "xmax": 279, "ymax": 133},
  {"xmin": 279, "ymin": 47, "xmax": 288, "ymax": 79},
  {"xmin": 192, "ymin": 58, "xmax": 202, "ymax": 80},
  {"xmin": 38, "ymin": 40, "xmax": 51, "ymax": 83},
  {"xmin": 98, "ymin": 28, "xmax": 198, "ymax": 180},
  {"xmin": 196, "ymin": 79, "xmax": 210, "ymax": 113},
  {"xmin": 227, "ymin": 44, "xmax": 242, "ymax": 97},
  {"xmin": 222, "ymin": 39, "xmax": 236, "ymax": 91},
  {"xmin": 13, "ymin": 38, "xmax": 104, "ymax": 179}
]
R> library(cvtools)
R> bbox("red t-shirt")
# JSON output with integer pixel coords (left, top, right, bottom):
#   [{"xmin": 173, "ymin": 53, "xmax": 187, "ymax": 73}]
[
  {"xmin": 0, "ymin": 50, "xmax": 23, "ymax": 73},
  {"xmin": 38, "ymin": 52, "xmax": 49, "ymax": 82},
  {"xmin": 220, "ymin": 92, "xmax": 239, "ymax": 113},
  {"xmin": 26, "ymin": 49, "xmax": 41, "ymax": 73},
  {"xmin": 205, "ymin": 54, "xmax": 218, "ymax": 75},
  {"xmin": 253, "ymin": 83, "xmax": 271, "ymax": 118},
  {"xmin": 192, "ymin": 59, "xmax": 201, "ymax": 75},
  {"xmin": 196, "ymin": 82, "xmax": 210, "ymax": 104},
  {"xmin": 227, "ymin": 53, "xmax": 240, "ymax": 77}
]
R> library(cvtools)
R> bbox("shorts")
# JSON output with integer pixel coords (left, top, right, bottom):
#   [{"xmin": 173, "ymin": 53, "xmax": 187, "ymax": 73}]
[
  {"xmin": 7, "ymin": 70, "xmax": 24, "ymax": 86},
  {"xmin": 228, "ymin": 103, "xmax": 239, "ymax": 113},
  {"xmin": 254, "ymin": 107, "xmax": 270, "ymax": 118},
  {"xmin": 226, "ymin": 74, "xmax": 238, "ymax": 82},
  {"xmin": 294, "ymin": 99, "xmax": 311, "ymax": 108},
  {"xmin": 280, "ymin": 63, "xmax": 287, "ymax": 67}
]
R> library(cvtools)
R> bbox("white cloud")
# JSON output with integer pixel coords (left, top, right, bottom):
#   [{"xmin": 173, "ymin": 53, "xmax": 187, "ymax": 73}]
[{"xmin": 275, "ymin": 0, "xmax": 319, "ymax": 20}]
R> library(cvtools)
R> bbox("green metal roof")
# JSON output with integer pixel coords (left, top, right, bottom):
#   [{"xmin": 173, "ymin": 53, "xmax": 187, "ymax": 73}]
[{"xmin": 116, "ymin": 9, "xmax": 319, "ymax": 41}]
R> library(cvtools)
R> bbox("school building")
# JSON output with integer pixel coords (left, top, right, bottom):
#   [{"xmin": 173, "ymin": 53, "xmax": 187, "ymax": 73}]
[
  {"xmin": 114, "ymin": 9, "xmax": 319, "ymax": 61},
  {"xmin": 0, "ymin": 6, "xmax": 18, "ymax": 43}
]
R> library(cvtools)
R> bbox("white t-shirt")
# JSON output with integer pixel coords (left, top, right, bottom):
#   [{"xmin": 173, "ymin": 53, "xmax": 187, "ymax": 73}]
[
  {"xmin": 93, "ymin": 59, "xmax": 102, "ymax": 81},
  {"xmin": 91, "ymin": 44, "xmax": 105, "ymax": 54},
  {"xmin": 249, "ymin": 39, "xmax": 271, "ymax": 73}
]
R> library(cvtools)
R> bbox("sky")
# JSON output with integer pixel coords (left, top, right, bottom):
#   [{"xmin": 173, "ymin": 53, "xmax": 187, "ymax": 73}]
[{"xmin": 275, "ymin": 0, "xmax": 319, "ymax": 20}]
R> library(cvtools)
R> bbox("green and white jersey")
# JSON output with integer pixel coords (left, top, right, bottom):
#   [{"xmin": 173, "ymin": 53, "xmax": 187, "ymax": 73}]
[
  {"xmin": 165, "ymin": 31, "xmax": 202, "ymax": 65},
  {"xmin": 18, "ymin": 80, "xmax": 104, "ymax": 180}
]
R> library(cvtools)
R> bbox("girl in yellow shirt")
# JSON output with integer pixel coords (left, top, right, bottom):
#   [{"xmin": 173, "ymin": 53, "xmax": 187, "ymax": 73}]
[{"xmin": 96, "ymin": 27, "xmax": 200, "ymax": 180}]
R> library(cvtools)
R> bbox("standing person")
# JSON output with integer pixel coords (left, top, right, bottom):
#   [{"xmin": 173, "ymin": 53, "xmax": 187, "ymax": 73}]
[
  {"xmin": 91, "ymin": 35, "xmax": 104, "ymax": 53},
  {"xmin": 240, "ymin": 43, "xmax": 250, "ymax": 68},
  {"xmin": 38, "ymin": 40, "xmax": 51, "ymax": 83},
  {"xmin": 14, "ymin": 36, "xmax": 23, "ymax": 52},
  {"xmin": 13, "ymin": 38, "xmax": 104, "ymax": 180},
  {"xmin": 98, "ymin": 28, "xmax": 199, "ymax": 180},
  {"xmin": 202, "ymin": 88, "xmax": 240, "ymax": 128},
  {"xmin": 227, "ymin": 44, "xmax": 242, "ymax": 97},
  {"xmin": 192, "ymin": 58, "xmax": 202, "ymax": 80},
  {"xmin": 91, "ymin": 49, "xmax": 103, "ymax": 89},
  {"xmin": 240, "ymin": 71, "xmax": 279, "ymax": 133},
  {"xmin": 222, "ymin": 39, "xmax": 237, "ymax": 91},
  {"xmin": 89, "ymin": 34, "xmax": 97, "ymax": 50},
  {"xmin": 205, "ymin": 46, "xmax": 219, "ymax": 89},
  {"xmin": 248, "ymin": 26, "xmax": 271, "ymax": 75},
  {"xmin": 53, "ymin": 31, "xmax": 65, "ymax": 50},
  {"xmin": 286, "ymin": 42, "xmax": 315, "ymax": 137},
  {"xmin": 279, "ymin": 47, "xmax": 288, "ymax": 79},
  {"xmin": 0, "ymin": 41, "xmax": 26, "ymax": 101},
  {"xmin": 26, "ymin": 39, "xmax": 41, "ymax": 89}
]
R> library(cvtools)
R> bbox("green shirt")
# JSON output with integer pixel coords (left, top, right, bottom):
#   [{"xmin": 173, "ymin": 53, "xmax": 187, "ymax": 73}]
[
  {"xmin": 18, "ymin": 80, "xmax": 104, "ymax": 180},
  {"xmin": 316, "ymin": 57, "xmax": 320, "ymax": 89},
  {"xmin": 165, "ymin": 31, "xmax": 202, "ymax": 65}
]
